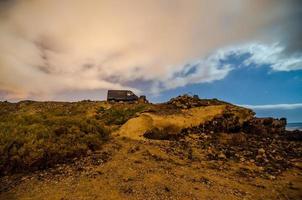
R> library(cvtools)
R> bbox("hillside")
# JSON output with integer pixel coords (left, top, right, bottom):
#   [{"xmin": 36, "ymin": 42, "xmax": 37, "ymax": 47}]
[{"xmin": 0, "ymin": 96, "xmax": 301, "ymax": 200}]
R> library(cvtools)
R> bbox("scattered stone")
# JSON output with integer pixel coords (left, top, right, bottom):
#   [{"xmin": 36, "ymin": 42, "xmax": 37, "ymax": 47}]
[
  {"xmin": 128, "ymin": 145, "xmax": 140, "ymax": 153},
  {"xmin": 267, "ymin": 175, "xmax": 276, "ymax": 180},
  {"xmin": 285, "ymin": 130, "xmax": 302, "ymax": 141},
  {"xmin": 164, "ymin": 186, "xmax": 170, "ymax": 192},
  {"xmin": 180, "ymin": 112, "xmax": 301, "ymax": 175},
  {"xmin": 288, "ymin": 182, "xmax": 299, "ymax": 190},
  {"xmin": 218, "ymin": 152, "xmax": 227, "ymax": 160},
  {"xmin": 258, "ymin": 148, "xmax": 265, "ymax": 155},
  {"xmin": 199, "ymin": 177, "xmax": 211, "ymax": 185}
]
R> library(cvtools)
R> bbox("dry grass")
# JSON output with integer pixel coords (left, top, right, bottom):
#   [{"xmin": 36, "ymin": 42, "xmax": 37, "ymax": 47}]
[{"xmin": 0, "ymin": 101, "xmax": 110, "ymax": 174}]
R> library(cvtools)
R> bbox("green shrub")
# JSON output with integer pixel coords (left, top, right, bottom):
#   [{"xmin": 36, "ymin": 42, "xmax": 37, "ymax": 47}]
[
  {"xmin": 99, "ymin": 105, "xmax": 146, "ymax": 125},
  {"xmin": 0, "ymin": 101, "xmax": 110, "ymax": 175}
]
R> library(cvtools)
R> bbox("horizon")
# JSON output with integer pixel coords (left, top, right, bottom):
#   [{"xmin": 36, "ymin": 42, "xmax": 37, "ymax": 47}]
[
  {"xmin": 0, "ymin": 0, "xmax": 301, "ymax": 122},
  {"xmin": 1, "ymin": 95, "xmax": 302, "ymax": 123}
]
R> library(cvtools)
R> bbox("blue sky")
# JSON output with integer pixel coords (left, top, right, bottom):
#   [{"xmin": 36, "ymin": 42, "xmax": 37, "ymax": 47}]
[
  {"xmin": 152, "ymin": 66, "xmax": 302, "ymax": 105},
  {"xmin": 152, "ymin": 68, "xmax": 302, "ymax": 122},
  {"xmin": 150, "ymin": 52, "xmax": 302, "ymax": 122},
  {"xmin": 152, "ymin": 54, "xmax": 302, "ymax": 104}
]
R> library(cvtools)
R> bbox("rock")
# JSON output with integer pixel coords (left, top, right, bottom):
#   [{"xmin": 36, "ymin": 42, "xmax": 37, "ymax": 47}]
[
  {"xmin": 285, "ymin": 130, "xmax": 302, "ymax": 141},
  {"xmin": 240, "ymin": 157, "xmax": 245, "ymax": 162},
  {"xmin": 164, "ymin": 186, "xmax": 170, "ymax": 192},
  {"xmin": 258, "ymin": 148, "xmax": 266, "ymax": 155},
  {"xmin": 243, "ymin": 118, "xmax": 286, "ymax": 135},
  {"xmin": 180, "ymin": 113, "xmax": 301, "ymax": 175},
  {"xmin": 218, "ymin": 152, "xmax": 227, "ymax": 160},
  {"xmin": 268, "ymin": 175, "xmax": 276, "ymax": 180},
  {"xmin": 86, "ymin": 150, "xmax": 92, "ymax": 155},
  {"xmin": 207, "ymin": 148, "xmax": 214, "ymax": 155},
  {"xmin": 128, "ymin": 145, "xmax": 140, "ymax": 153}
]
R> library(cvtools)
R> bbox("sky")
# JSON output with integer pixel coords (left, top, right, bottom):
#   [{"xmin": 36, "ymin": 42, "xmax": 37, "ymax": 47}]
[{"xmin": 0, "ymin": 0, "xmax": 301, "ymax": 122}]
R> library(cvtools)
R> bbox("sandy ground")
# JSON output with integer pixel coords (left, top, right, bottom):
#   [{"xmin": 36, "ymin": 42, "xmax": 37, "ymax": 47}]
[
  {"xmin": 1, "ymin": 136, "xmax": 301, "ymax": 200},
  {"xmin": 116, "ymin": 105, "xmax": 226, "ymax": 140}
]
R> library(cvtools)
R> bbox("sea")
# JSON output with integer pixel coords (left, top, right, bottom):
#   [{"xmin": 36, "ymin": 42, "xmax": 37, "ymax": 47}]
[{"xmin": 286, "ymin": 122, "xmax": 302, "ymax": 131}]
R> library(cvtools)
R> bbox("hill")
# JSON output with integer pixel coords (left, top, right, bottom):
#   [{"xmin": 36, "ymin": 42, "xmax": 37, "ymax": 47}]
[{"xmin": 0, "ymin": 96, "xmax": 301, "ymax": 199}]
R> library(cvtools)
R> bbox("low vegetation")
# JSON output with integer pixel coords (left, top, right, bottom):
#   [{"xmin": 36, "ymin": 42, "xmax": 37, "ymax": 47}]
[
  {"xmin": 96, "ymin": 104, "xmax": 147, "ymax": 125},
  {"xmin": 0, "ymin": 101, "xmax": 151, "ymax": 175},
  {"xmin": 0, "ymin": 101, "xmax": 110, "ymax": 175}
]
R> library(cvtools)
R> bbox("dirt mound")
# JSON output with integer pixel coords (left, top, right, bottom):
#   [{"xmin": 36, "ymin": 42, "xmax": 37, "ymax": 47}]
[{"xmin": 116, "ymin": 105, "xmax": 226, "ymax": 140}]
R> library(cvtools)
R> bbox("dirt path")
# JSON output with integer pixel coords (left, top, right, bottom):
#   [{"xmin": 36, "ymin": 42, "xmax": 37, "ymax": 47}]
[{"xmin": 1, "ymin": 136, "xmax": 301, "ymax": 200}]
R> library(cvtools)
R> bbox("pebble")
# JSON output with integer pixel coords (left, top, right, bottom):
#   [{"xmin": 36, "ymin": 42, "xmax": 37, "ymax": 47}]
[
  {"xmin": 218, "ymin": 152, "xmax": 227, "ymax": 160},
  {"xmin": 258, "ymin": 148, "xmax": 266, "ymax": 155}
]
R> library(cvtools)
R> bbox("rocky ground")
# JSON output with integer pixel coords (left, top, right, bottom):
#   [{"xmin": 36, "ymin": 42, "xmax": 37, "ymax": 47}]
[
  {"xmin": 0, "ymin": 95, "xmax": 301, "ymax": 199},
  {"xmin": 1, "ymin": 135, "xmax": 301, "ymax": 200}
]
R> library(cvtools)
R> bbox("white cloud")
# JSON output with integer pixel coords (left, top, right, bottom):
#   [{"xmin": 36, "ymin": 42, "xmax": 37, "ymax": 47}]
[
  {"xmin": 207, "ymin": 42, "xmax": 302, "ymax": 71},
  {"xmin": 159, "ymin": 41, "xmax": 302, "ymax": 91},
  {"xmin": 239, "ymin": 103, "xmax": 302, "ymax": 110},
  {"xmin": 242, "ymin": 43, "xmax": 302, "ymax": 71},
  {"xmin": 158, "ymin": 53, "xmax": 233, "ymax": 91}
]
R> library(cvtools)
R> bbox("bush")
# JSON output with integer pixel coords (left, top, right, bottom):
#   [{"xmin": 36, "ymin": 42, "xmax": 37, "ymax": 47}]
[
  {"xmin": 99, "ymin": 105, "xmax": 146, "ymax": 125},
  {"xmin": 0, "ymin": 101, "xmax": 110, "ymax": 175}
]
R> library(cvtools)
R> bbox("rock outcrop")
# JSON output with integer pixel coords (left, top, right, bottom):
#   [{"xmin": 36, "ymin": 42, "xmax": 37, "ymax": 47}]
[
  {"xmin": 243, "ymin": 117, "xmax": 287, "ymax": 135},
  {"xmin": 167, "ymin": 95, "xmax": 228, "ymax": 109}
]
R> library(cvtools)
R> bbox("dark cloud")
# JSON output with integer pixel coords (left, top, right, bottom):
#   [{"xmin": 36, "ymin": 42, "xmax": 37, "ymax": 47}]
[
  {"xmin": 273, "ymin": 0, "xmax": 302, "ymax": 54},
  {"xmin": 0, "ymin": 0, "xmax": 16, "ymax": 16},
  {"xmin": 282, "ymin": 12, "xmax": 302, "ymax": 54},
  {"xmin": 0, "ymin": 0, "xmax": 15, "ymax": 8}
]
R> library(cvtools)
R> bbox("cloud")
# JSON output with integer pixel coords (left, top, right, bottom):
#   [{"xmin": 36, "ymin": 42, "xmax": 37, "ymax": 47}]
[
  {"xmin": 204, "ymin": 42, "xmax": 302, "ymax": 72},
  {"xmin": 272, "ymin": 0, "xmax": 302, "ymax": 55},
  {"xmin": 239, "ymin": 103, "xmax": 302, "ymax": 110},
  {"xmin": 0, "ymin": 0, "xmax": 301, "ymax": 100},
  {"xmin": 155, "ymin": 41, "xmax": 302, "ymax": 91},
  {"xmin": 156, "ymin": 53, "xmax": 233, "ymax": 92},
  {"xmin": 244, "ymin": 43, "xmax": 302, "ymax": 71}
]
